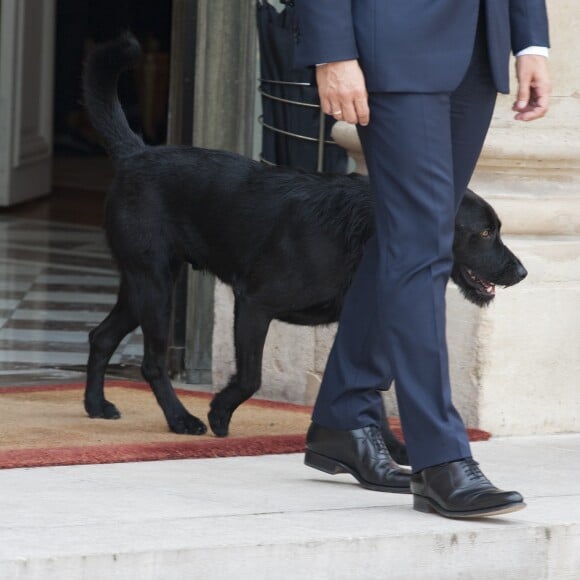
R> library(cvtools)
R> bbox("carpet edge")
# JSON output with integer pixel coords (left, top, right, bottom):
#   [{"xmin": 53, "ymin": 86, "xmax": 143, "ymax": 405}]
[{"xmin": 0, "ymin": 434, "xmax": 308, "ymax": 470}]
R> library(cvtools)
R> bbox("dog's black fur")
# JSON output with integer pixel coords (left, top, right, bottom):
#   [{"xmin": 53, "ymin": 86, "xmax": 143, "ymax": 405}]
[{"xmin": 83, "ymin": 35, "xmax": 527, "ymax": 465}]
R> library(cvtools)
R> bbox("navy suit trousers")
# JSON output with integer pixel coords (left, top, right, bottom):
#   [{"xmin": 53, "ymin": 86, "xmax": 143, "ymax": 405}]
[{"xmin": 312, "ymin": 13, "xmax": 498, "ymax": 472}]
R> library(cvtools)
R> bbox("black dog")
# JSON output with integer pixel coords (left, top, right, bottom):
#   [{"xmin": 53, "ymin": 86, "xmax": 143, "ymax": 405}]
[{"xmin": 83, "ymin": 35, "xmax": 527, "ymax": 464}]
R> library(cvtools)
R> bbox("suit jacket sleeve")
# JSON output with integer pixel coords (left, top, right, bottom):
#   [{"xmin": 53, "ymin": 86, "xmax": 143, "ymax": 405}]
[
  {"xmin": 294, "ymin": 0, "xmax": 359, "ymax": 68},
  {"xmin": 509, "ymin": 0, "xmax": 550, "ymax": 53}
]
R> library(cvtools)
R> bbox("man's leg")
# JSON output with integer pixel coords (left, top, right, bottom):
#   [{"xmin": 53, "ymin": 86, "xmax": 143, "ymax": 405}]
[
  {"xmin": 313, "ymin": 20, "xmax": 498, "ymax": 470},
  {"xmin": 356, "ymin": 92, "xmax": 471, "ymax": 473},
  {"xmin": 307, "ymin": 3, "xmax": 525, "ymax": 517},
  {"xmin": 406, "ymin": 6, "xmax": 525, "ymax": 518},
  {"xmin": 312, "ymin": 232, "xmax": 393, "ymax": 430},
  {"xmin": 451, "ymin": 8, "xmax": 498, "ymax": 209},
  {"xmin": 313, "ymin": 87, "xmax": 468, "ymax": 472}
]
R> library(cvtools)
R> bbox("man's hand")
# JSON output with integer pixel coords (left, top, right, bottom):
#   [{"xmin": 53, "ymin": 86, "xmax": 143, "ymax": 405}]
[
  {"xmin": 316, "ymin": 60, "xmax": 370, "ymax": 126},
  {"xmin": 513, "ymin": 55, "xmax": 551, "ymax": 121}
]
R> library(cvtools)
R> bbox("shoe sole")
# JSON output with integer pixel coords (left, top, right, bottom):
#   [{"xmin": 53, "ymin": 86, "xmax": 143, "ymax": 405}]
[
  {"xmin": 305, "ymin": 449, "xmax": 411, "ymax": 494},
  {"xmin": 413, "ymin": 493, "xmax": 527, "ymax": 518}
]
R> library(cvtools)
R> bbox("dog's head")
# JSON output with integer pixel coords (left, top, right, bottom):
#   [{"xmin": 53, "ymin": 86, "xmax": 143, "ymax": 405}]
[{"xmin": 452, "ymin": 189, "xmax": 527, "ymax": 307}]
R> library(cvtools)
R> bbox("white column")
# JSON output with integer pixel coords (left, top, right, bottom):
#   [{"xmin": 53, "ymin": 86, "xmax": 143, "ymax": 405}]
[{"xmin": 464, "ymin": 0, "xmax": 580, "ymax": 435}]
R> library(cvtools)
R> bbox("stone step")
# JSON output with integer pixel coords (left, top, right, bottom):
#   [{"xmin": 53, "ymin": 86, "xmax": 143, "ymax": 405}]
[
  {"xmin": 332, "ymin": 119, "xmax": 580, "ymax": 236},
  {"xmin": 470, "ymin": 171, "xmax": 580, "ymax": 235},
  {"xmin": 1, "ymin": 436, "xmax": 579, "ymax": 580}
]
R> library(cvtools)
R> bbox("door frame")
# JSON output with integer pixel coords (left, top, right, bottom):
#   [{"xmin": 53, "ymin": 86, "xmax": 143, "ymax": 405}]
[
  {"xmin": 170, "ymin": 0, "xmax": 258, "ymax": 384},
  {"xmin": 0, "ymin": 0, "xmax": 55, "ymax": 207},
  {"xmin": 166, "ymin": 0, "xmax": 199, "ymax": 378}
]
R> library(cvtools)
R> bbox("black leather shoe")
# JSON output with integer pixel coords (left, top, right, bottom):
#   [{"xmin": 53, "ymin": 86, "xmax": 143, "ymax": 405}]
[
  {"xmin": 304, "ymin": 423, "xmax": 411, "ymax": 493},
  {"xmin": 411, "ymin": 458, "xmax": 526, "ymax": 518}
]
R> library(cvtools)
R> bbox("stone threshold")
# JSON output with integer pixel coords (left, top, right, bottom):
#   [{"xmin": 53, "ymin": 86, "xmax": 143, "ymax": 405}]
[{"xmin": 1, "ymin": 435, "xmax": 578, "ymax": 579}]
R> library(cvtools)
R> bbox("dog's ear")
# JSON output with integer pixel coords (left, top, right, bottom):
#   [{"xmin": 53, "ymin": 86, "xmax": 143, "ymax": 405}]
[
  {"xmin": 464, "ymin": 188, "xmax": 481, "ymax": 203},
  {"xmin": 460, "ymin": 188, "xmax": 503, "ymax": 232},
  {"xmin": 456, "ymin": 189, "xmax": 479, "ymax": 227},
  {"xmin": 466, "ymin": 188, "xmax": 496, "ymax": 217}
]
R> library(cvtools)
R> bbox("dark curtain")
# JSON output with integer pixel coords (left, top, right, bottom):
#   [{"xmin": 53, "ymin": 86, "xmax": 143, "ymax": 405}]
[
  {"xmin": 256, "ymin": 0, "xmax": 347, "ymax": 173},
  {"xmin": 54, "ymin": 0, "xmax": 172, "ymax": 149}
]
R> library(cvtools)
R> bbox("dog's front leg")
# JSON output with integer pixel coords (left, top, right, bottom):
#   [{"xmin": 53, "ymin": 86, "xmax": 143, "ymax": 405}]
[{"xmin": 209, "ymin": 299, "xmax": 271, "ymax": 436}]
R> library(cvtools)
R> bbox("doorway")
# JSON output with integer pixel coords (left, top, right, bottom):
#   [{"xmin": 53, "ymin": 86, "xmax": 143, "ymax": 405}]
[
  {"xmin": 0, "ymin": 1, "xmax": 176, "ymax": 386},
  {"xmin": 4, "ymin": 0, "xmax": 173, "ymax": 225}
]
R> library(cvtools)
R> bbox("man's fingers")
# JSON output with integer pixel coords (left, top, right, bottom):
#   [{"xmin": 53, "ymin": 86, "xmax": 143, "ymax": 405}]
[
  {"xmin": 328, "ymin": 99, "xmax": 344, "ymax": 120},
  {"xmin": 514, "ymin": 81, "xmax": 550, "ymax": 121},
  {"xmin": 330, "ymin": 96, "xmax": 369, "ymax": 125},
  {"xmin": 529, "ymin": 92, "xmax": 549, "ymax": 120},
  {"xmin": 514, "ymin": 55, "xmax": 551, "ymax": 121},
  {"xmin": 321, "ymin": 97, "xmax": 343, "ymax": 119},
  {"xmin": 340, "ymin": 99, "xmax": 358, "ymax": 124},
  {"xmin": 515, "ymin": 76, "xmax": 531, "ymax": 111},
  {"xmin": 515, "ymin": 108, "xmax": 542, "ymax": 121},
  {"xmin": 315, "ymin": 59, "xmax": 369, "ymax": 125},
  {"xmin": 354, "ymin": 97, "xmax": 370, "ymax": 126},
  {"xmin": 320, "ymin": 98, "xmax": 332, "ymax": 116},
  {"xmin": 515, "ymin": 100, "xmax": 548, "ymax": 121},
  {"xmin": 536, "ymin": 92, "xmax": 550, "ymax": 112},
  {"xmin": 514, "ymin": 101, "xmax": 547, "ymax": 121}
]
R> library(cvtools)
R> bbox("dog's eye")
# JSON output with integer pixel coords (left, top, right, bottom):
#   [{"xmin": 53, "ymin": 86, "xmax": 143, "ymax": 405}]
[{"xmin": 480, "ymin": 229, "xmax": 491, "ymax": 238}]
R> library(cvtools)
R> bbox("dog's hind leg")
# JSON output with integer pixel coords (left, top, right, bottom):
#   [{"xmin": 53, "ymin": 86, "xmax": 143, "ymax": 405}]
[
  {"xmin": 135, "ymin": 267, "xmax": 207, "ymax": 435},
  {"xmin": 85, "ymin": 282, "xmax": 138, "ymax": 419},
  {"xmin": 209, "ymin": 299, "xmax": 271, "ymax": 437}
]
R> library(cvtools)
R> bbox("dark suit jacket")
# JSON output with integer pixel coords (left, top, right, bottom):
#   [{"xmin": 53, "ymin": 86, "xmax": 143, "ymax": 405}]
[{"xmin": 294, "ymin": 0, "xmax": 549, "ymax": 94}]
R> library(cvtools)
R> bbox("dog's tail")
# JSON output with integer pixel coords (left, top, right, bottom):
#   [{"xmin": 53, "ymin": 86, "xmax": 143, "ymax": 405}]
[{"xmin": 83, "ymin": 33, "xmax": 145, "ymax": 161}]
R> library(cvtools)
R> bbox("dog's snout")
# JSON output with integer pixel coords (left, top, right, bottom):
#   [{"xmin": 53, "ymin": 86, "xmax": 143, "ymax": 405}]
[{"xmin": 516, "ymin": 262, "xmax": 528, "ymax": 281}]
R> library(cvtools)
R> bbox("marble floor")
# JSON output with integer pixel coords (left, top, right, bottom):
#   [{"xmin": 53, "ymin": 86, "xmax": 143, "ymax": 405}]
[{"xmin": 0, "ymin": 215, "xmax": 143, "ymax": 386}]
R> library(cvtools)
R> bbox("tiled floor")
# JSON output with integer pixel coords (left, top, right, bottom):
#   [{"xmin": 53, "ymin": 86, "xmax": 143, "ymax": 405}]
[{"xmin": 0, "ymin": 215, "xmax": 143, "ymax": 386}]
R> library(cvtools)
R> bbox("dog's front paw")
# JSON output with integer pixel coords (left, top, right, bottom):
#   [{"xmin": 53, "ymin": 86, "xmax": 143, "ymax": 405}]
[
  {"xmin": 170, "ymin": 413, "xmax": 207, "ymax": 435},
  {"xmin": 85, "ymin": 399, "xmax": 121, "ymax": 420},
  {"xmin": 208, "ymin": 406, "xmax": 232, "ymax": 438}
]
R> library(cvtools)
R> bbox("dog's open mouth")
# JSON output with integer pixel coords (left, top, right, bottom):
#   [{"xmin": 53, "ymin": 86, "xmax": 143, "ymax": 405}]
[{"xmin": 462, "ymin": 267, "xmax": 496, "ymax": 297}]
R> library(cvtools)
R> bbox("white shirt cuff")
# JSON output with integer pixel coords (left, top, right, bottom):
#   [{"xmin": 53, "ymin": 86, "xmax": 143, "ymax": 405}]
[{"xmin": 516, "ymin": 46, "xmax": 549, "ymax": 58}]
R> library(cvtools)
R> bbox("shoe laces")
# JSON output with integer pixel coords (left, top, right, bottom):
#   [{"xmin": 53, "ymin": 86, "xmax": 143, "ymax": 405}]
[
  {"xmin": 462, "ymin": 458, "xmax": 489, "ymax": 482},
  {"xmin": 369, "ymin": 425, "xmax": 391, "ymax": 458}
]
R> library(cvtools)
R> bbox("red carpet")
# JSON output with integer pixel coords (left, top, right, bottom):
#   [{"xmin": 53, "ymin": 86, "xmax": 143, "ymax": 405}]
[{"xmin": 0, "ymin": 381, "xmax": 490, "ymax": 469}]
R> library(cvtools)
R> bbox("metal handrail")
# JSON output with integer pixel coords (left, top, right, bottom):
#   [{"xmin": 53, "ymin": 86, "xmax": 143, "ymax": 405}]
[
  {"xmin": 258, "ymin": 87, "xmax": 320, "ymax": 109},
  {"xmin": 258, "ymin": 115, "xmax": 335, "ymax": 146},
  {"xmin": 259, "ymin": 77, "xmax": 311, "ymax": 87},
  {"xmin": 259, "ymin": 155, "xmax": 276, "ymax": 166},
  {"xmin": 258, "ymin": 78, "xmax": 335, "ymax": 171}
]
